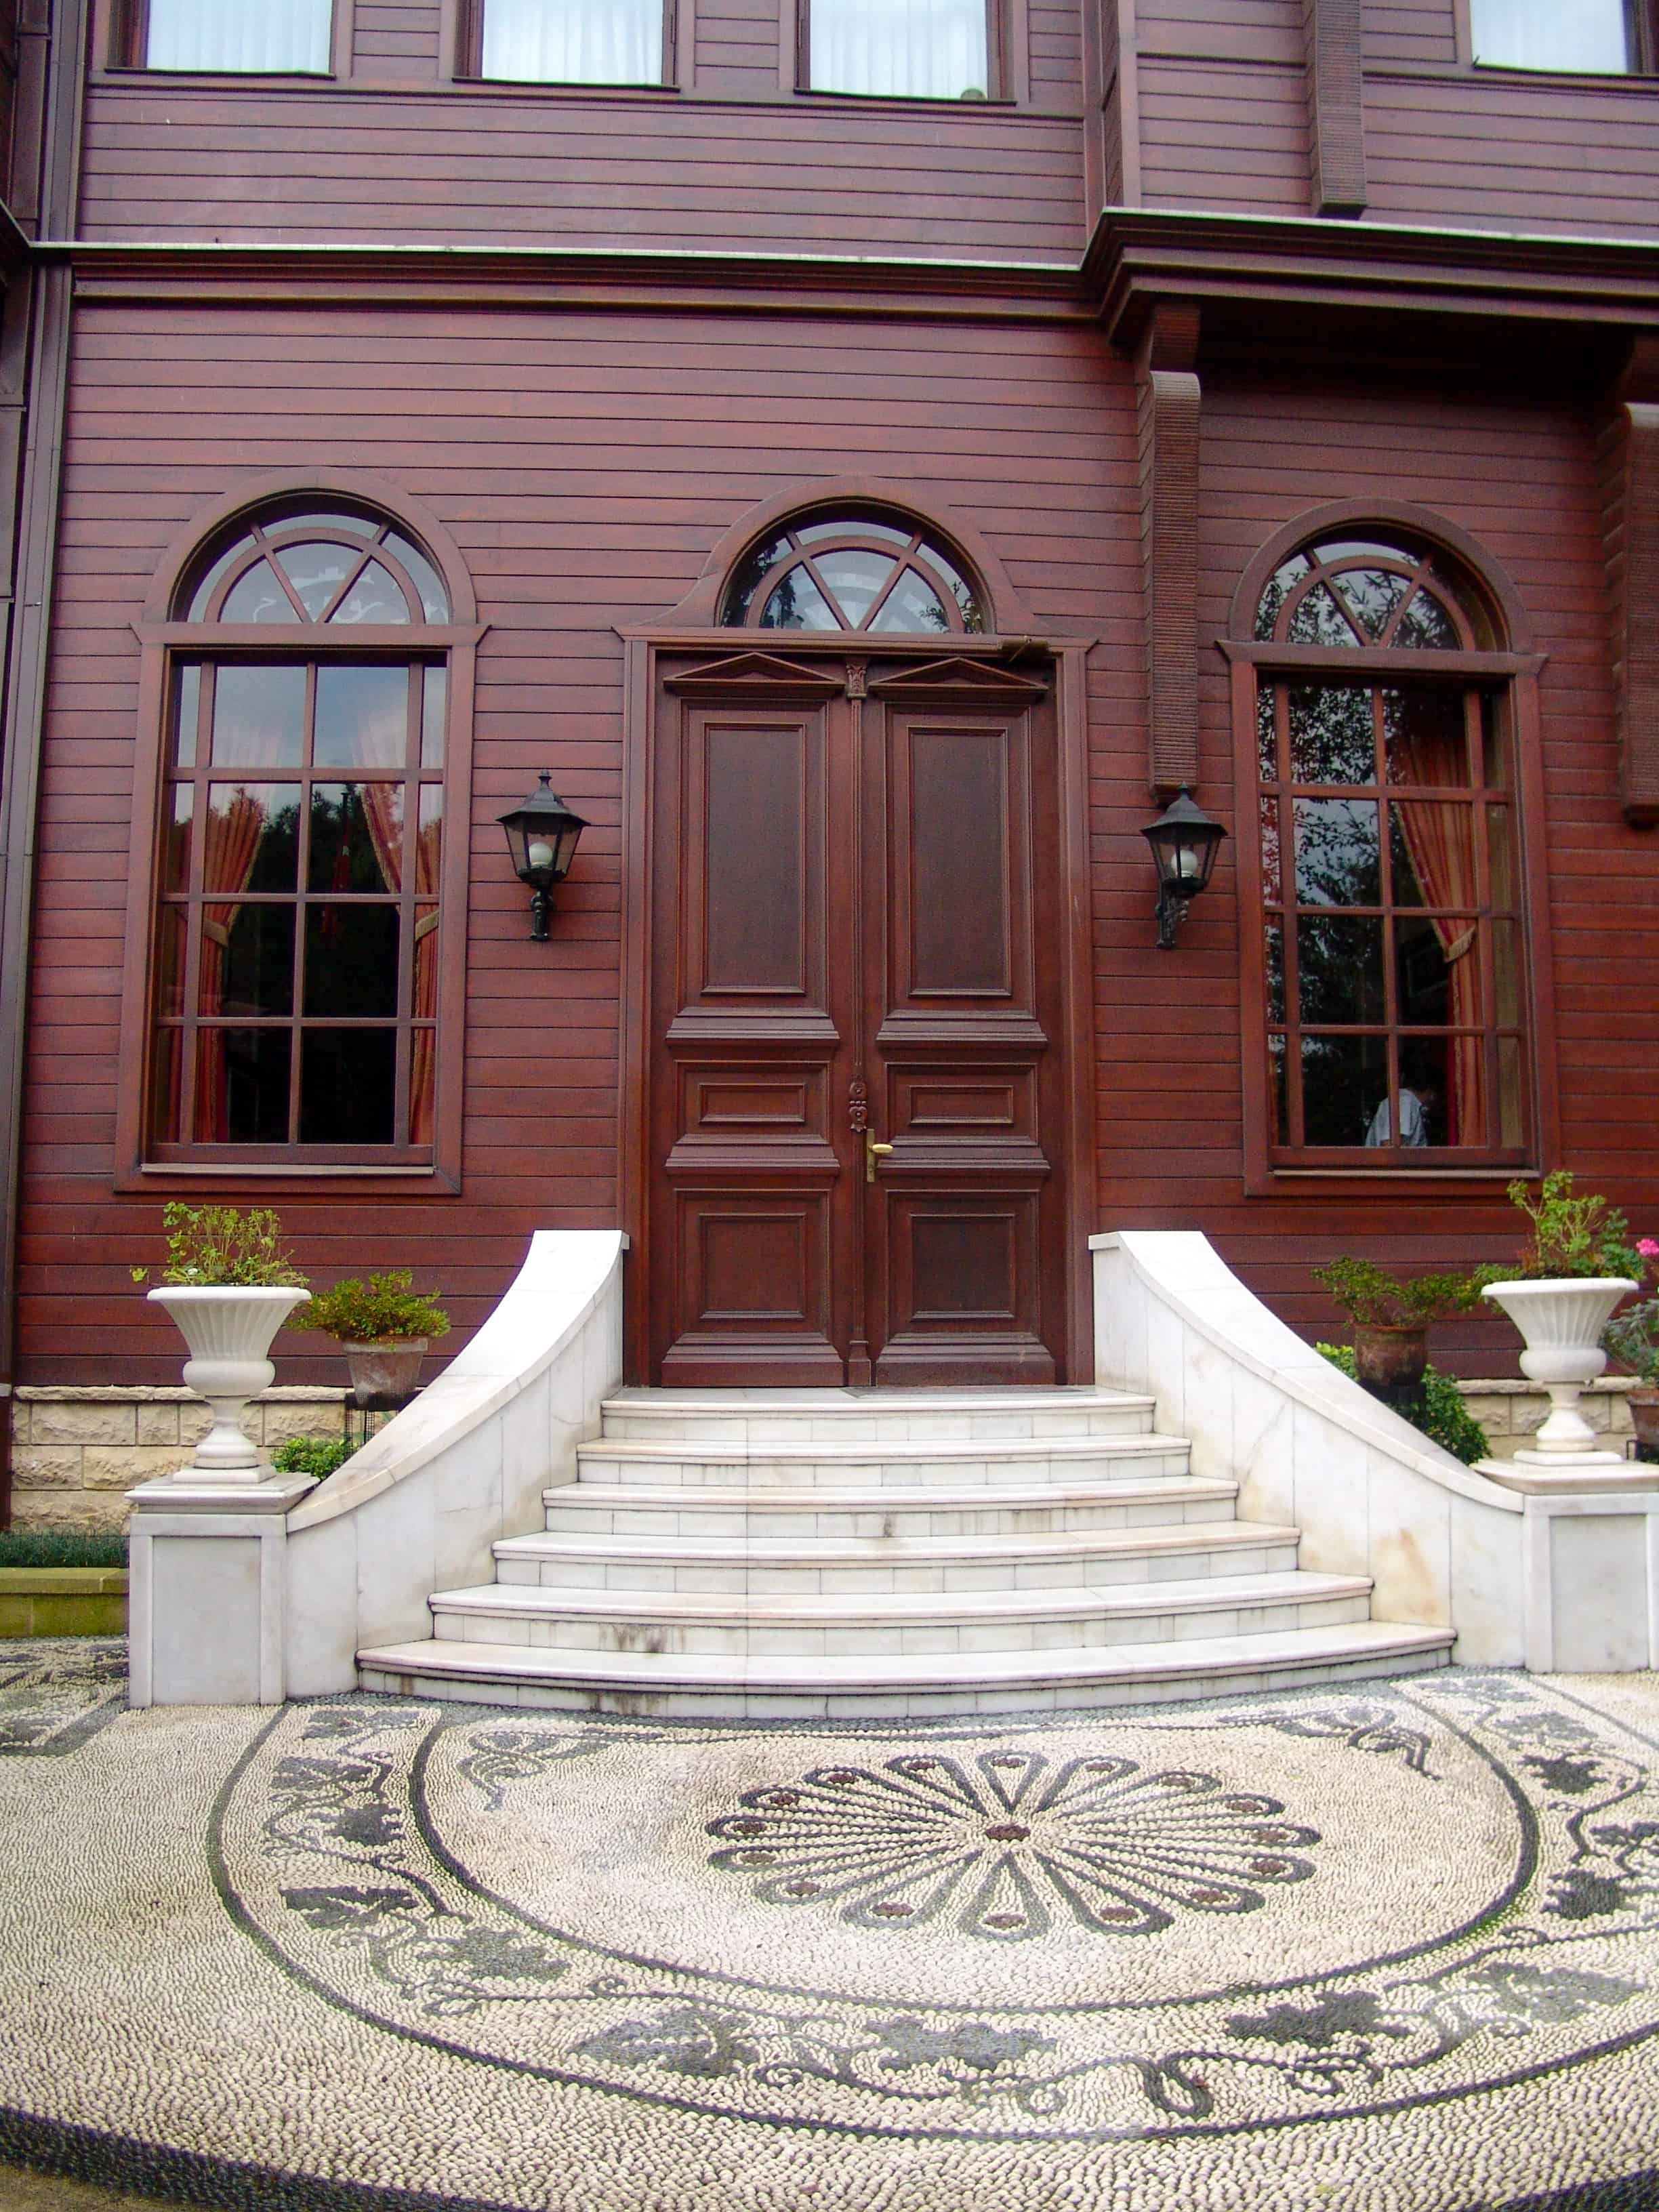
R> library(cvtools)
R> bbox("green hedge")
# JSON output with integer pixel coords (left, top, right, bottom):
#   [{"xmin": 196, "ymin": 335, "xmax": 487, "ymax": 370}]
[
  {"xmin": 1315, "ymin": 1344, "xmax": 1491, "ymax": 1467},
  {"xmin": 0, "ymin": 1530, "xmax": 128, "ymax": 1569}
]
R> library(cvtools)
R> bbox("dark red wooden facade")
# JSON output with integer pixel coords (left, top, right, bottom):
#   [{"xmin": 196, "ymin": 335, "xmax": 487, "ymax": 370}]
[{"xmin": 0, "ymin": 0, "xmax": 1656, "ymax": 1403}]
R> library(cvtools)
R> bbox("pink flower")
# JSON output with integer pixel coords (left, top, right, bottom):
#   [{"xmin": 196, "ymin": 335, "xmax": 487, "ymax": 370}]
[{"xmin": 1641, "ymin": 1240, "xmax": 1659, "ymax": 1257}]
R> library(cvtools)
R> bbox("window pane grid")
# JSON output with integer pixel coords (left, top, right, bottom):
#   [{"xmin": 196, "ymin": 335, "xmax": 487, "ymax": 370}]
[
  {"xmin": 153, "ymin": 649, "xmax": 442, "ymax": 1153},
  {"xmin": 1258, "ymin": 670, "xmax": 1526, "ymax": 1156}
]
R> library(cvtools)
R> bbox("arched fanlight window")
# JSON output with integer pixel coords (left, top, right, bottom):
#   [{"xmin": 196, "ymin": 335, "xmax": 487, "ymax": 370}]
[
  {"xmin": 146, "ymin": 501, "xmax": 463, "ymax": 1167},
  {"xmin": 721, "ymin": 512, "xmax": 988, "ymax": 634},
  {"xmin": 178, "ymin": 508, "xmax": 451, "ymax": 626},
  {"xmin": 1240, "ymin": 525, "xmax": 1534, "ymax": 1169},
  {"xmin": 1253, "ymin": 533, "xmax": 1494, "ymax": 653}
]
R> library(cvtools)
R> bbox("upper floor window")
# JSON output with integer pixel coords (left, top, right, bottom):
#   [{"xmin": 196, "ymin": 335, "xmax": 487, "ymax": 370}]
[
  {"xmin": 721, "ymin": 513, "xmax": 987, "ymax": 632},
  {"xmin": 469, "ymin": 0, "xmax": 665, "ymax": 82},
  {"xmin": 142, "ymin": 502, "xmax": 466, "ymax": 1170},
  {"xmin": 806, "ymin": 0, "xmax": 989, "ymax": 98},
  {"xmin": 1469, "ymin": 0, "xmax": 1637, "ymax": 73},
  {"xmin": 1242, "ymin": 530, "xmax": 1534, "ymax": 1170},
  {"xmin": 125, "ymin": 0, "xmax": 333, "ymax": 72}
]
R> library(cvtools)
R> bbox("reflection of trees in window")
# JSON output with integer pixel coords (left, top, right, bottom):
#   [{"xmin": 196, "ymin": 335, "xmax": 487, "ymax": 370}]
[
  {"xmin": 1250, "ymin": 533, "xmax": 1528, "ymax": 1160},
  {"xmin": 150, "ymin": 506, "xmax": 451, "ymax": 1160},
  {"xmin": 721, "ymin": 512, "xmax": 987, "ymax": 634}
]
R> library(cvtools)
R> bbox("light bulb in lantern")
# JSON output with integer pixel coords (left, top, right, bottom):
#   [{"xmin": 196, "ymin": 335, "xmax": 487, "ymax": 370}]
[{"xmin": 527, "ymin": 839, "xmax": 555, "ymax": 871}]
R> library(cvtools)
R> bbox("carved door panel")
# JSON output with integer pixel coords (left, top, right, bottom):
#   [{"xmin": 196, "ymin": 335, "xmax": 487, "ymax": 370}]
[
  {"xmin": 649, "ymin": 655, "xmax": 853, "ymax": 1385},
  {"xmin": 863, "ymin": 662, "xmax": 1060, "ymax": 1385},
  {"xmin": 647, "ymin": 650, "xmax": 1064, "ymax": 1387}
]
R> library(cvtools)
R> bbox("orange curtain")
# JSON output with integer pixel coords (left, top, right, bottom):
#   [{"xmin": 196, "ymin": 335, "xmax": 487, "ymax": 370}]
[
  {"xmin": 1393, "ymin": 714, "xmax": 1483, "ymax": 1143},
  {"xmin": 194, "ymin": 789, "xmax": 268, "ymax": 1141},
  {"xmin": 411, "ymin": 798, "xmax": 440, "ymax": 1144},
  {"xmin": 344, "ymin": 781, "xmax": 438, "ymax": 1147}
]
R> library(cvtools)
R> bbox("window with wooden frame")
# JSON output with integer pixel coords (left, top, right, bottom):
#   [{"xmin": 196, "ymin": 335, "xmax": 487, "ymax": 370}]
[
  {"xmin": 115, "ymin": 0, "xmax": 334, "ymax": 71},
  {"xmin": 1467, "ymin": 0, "xmax": 1646, "ymax": 73},
  {"xmin": 1227, "ymin": 524, "xmax": 1551, "ymax": 1181},
  {"xmin": 801, "ymin": 0, "xmax": 994, "ymax": 98},
  {"xmin": 462, "ymin": 0, "xmax": 670, "ymax": 82},
  {"xmin": 124, "ymin": 495, "xmax": 479, "ymax": 1185}
]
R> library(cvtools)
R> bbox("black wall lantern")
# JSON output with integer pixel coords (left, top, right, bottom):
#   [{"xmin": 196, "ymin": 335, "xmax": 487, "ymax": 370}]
[
  {"xmin": 1141, "ymin": 787, "xmax": 1227, "ymax": 950},
  {"xmin": 499, "ymin": 773, "xmax": 590, "ymax": 941}
]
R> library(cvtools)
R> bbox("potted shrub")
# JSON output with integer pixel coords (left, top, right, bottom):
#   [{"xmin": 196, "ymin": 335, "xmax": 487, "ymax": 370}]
[
  {"xmin": 1311, "ymin": 1258, "xmax": 1484, "ymax": 1395},
  {"xmin": 304, "ymin": 1270, "xmax": 450, "ymax": 1406},
  {"xmin": 134, "ymin": 1204, "xmax": 310, "ymax": 1480},
  {"xmin": 1601, "ymin": 1238, "xmax": 1659, "ymax": 1460},
  {"xmin": 1477, "ymin": 1172, "xmax": 1645, "ymax": 1464}
]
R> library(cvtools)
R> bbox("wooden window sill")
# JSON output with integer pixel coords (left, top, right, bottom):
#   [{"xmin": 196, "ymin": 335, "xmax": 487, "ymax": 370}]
[
  {"xmin": 1364, "ymin": 58, "xmax": 1656, "ymax": 89},
  {"xmin": 98, "ymin": 64, "xmax": 337, "ymax": 81}
]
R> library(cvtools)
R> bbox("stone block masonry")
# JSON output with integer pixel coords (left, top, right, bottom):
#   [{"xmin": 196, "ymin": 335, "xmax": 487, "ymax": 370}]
[
  {"xmin": 4, "ymin": 1373, "xmax": 1639, "ymax": 1532},
  {"xmin": 1456, "ymin": 1376, "xmax": 1641, "ymax": 1458},
  {"xmin": 8, "ymin": 1387, "xmax": 349, "ymax": 1532}
]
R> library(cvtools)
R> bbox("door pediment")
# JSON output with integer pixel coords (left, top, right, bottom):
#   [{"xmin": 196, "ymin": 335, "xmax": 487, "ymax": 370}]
[
  {"xmin": 867, "ymin": 655, "xmax": 1050, "ymax": 703},
  {"xmin": 663, "ymin": 652, "xmax": 846, "ymax": 700}
]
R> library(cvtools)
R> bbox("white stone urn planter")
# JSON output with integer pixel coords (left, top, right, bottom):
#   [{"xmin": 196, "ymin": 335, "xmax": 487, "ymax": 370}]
[
  {"xmin": 149, "ymin": 1286, "xmax": 312, "ymax": 1479},
  {"xmin": 1481, "ymin": 1277, "xmax": 1639, "ymax": 1472}
]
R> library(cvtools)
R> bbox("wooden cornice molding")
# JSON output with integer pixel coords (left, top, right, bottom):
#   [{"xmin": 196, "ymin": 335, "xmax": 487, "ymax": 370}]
[
  {"xmin": 1136, "ymin": 302, "xmax": 1201, "ymax": 796},
  {"xmin": 1087, "ymin": 209, "xmax": 1659, "ymax": 348},
  {"xmin": 1599, "ymin": 342, "xmax": 1659, "ymax": 824},
  {"xmin": 32, "ymin": 216, "xmax": 1659, "ymax": 350},
  {"xmin": 49, "ymin": 239, "xmax": 1085, "ymax": 324},
  {"xmin": 1303, "ymin": 0, "xmax": 1367, "ymax": 217}
]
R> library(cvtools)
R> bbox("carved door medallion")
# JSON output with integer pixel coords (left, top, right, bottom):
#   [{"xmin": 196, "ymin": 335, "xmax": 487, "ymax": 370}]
[{"xmin": 647, "ymin": 649, "xmax": 1067, "ymax": 1387}]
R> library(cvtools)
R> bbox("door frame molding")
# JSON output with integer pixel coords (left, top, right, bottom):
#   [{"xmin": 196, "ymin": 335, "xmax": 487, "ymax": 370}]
[{"xmin": 617, "ymin": 626, "xmax": 1099, "ymax": 1389}]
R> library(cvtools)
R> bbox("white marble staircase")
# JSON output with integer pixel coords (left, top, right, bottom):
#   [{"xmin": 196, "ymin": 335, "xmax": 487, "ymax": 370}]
[{"xmin": 356, "ymin": 1387, "xmax": 1455, "ymax": 1715}]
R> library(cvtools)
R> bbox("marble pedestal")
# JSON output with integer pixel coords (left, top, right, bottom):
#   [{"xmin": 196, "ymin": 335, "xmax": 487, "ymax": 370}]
[
  {"xmin": 1477, "ymin": 1480, "xmax": 1659, "ymax": 1673},
  {"xmin": 126, "ymin": 1474, "xmax": 312, "ymax": 1708},
  {"xmin": 1476, "ymin": 1452, "xmax": 1656, "ymax": 1496}
]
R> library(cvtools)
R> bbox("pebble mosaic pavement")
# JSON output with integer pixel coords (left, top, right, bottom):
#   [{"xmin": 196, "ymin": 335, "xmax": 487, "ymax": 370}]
[{"xmin": 4, "ymin": 1642, "xmax": 1659, "ymax": 2209}]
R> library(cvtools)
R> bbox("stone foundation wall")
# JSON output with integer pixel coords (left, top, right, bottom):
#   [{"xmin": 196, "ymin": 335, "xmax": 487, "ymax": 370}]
[
  {"xmin": 7, "ymin": 1386, "xmax": 350, "ymax": 1531},
  {"xmin": 5, "ymin": 1374, "xmax": 1642, "ymax": 1533},
  {"xmin": 1455, "ymin": 1376, "xmax": 1641, "ymax": 1458}
]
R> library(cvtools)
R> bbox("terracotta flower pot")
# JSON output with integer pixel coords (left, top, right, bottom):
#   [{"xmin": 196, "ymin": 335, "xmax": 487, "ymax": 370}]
[
  {"xmin": 1480, "ymin": 1276, "xmax": 1639, "ymax": 1462},
  {"xmin": 149, "ymin": 1285, "xmax": 312, "ymax": 1478},
  {"xmin": 1353, "ymin": 1324, "xmax": 1429, "ymax": 1393},
  {"xmin": 343, "ymin": 1338, "xmax": 428, "ymax": 1408}
]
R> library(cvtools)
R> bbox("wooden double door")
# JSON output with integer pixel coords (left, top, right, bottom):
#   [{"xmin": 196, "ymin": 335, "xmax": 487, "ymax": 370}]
[{"xmin": 645, "ymin": 647, "xmax": 1069, "ymax": 1387}]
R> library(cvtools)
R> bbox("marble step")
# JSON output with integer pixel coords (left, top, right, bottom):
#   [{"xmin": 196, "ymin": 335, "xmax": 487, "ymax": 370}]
[
  {"xmin": 356, "ymin": 1618, "xmax": 1456, "ymax": 1719},
  {"xmin": 493, "ymin": 1519, "xmax": 1303, "ymax": 1596},
  {"xmin": 574, "ymin": 1433, "xmax": 1193, "ymax": 1490},
  {"xmin": 598, "ymin": 1386, "xmax": 1157, "ymax": 1444},
  {"xmin": 428, "ymin": 1568, "xmax": 1374, "ymax": 1657},
  {"xmin": 539, "ymin": 1475, "xmax": 1239, "ymax": 1540}
]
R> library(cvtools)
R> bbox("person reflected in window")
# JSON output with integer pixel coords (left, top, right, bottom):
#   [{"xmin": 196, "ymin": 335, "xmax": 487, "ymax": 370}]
[{"xmin": 1364, "ymin": 1084, "xmax": 1439, "ymax": 1148}]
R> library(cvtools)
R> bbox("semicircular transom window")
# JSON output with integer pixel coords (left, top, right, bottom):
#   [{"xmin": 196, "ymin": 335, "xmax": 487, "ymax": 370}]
[
  {"xmin": 179, "ymin": 508, "xmax": 452, "ymax": 627},
  {"xmin": 1254, "ymin": 534, "xmax": 1490, "ymax": 653},
  {"xmin": 722, "ymin": 514, "xmax": 987, "ymax": 635}
]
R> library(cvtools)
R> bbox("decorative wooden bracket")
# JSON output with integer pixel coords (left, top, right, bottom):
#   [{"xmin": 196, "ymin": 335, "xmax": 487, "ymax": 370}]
[
  {"xmin": 1136, "ymin": 301, "xmax": 1201, "ymax": 798},
  {"xmin": 1599, "ymin": 340, "xmax": 1659, "ymax": 825},
  {"xmin": 1303, "ymin": 0, "xmax": 1367, "ymax": 217}
]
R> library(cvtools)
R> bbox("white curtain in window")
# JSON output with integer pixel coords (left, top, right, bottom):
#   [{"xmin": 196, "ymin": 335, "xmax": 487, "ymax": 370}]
[
  {"xmin": 482, "ymin": 0, "xmax": 663, "ymax": 82},
  {"xmin": 1469, "ymin": 0, "xmax": 1629, "ymax": 73},
  {"xmin": 811, "ymin": 0, "xmax": 988, "ymax": 98},
  {"xmin": 146, "ymin": 0, "xmax": 332, "ymax": 70}
]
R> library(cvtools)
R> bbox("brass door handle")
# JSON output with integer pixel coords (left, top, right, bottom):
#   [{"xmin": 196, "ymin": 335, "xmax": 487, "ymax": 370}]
[{"xmin": 865, "ymin": 1133, "xmax": 895, "ymax": 1183}]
